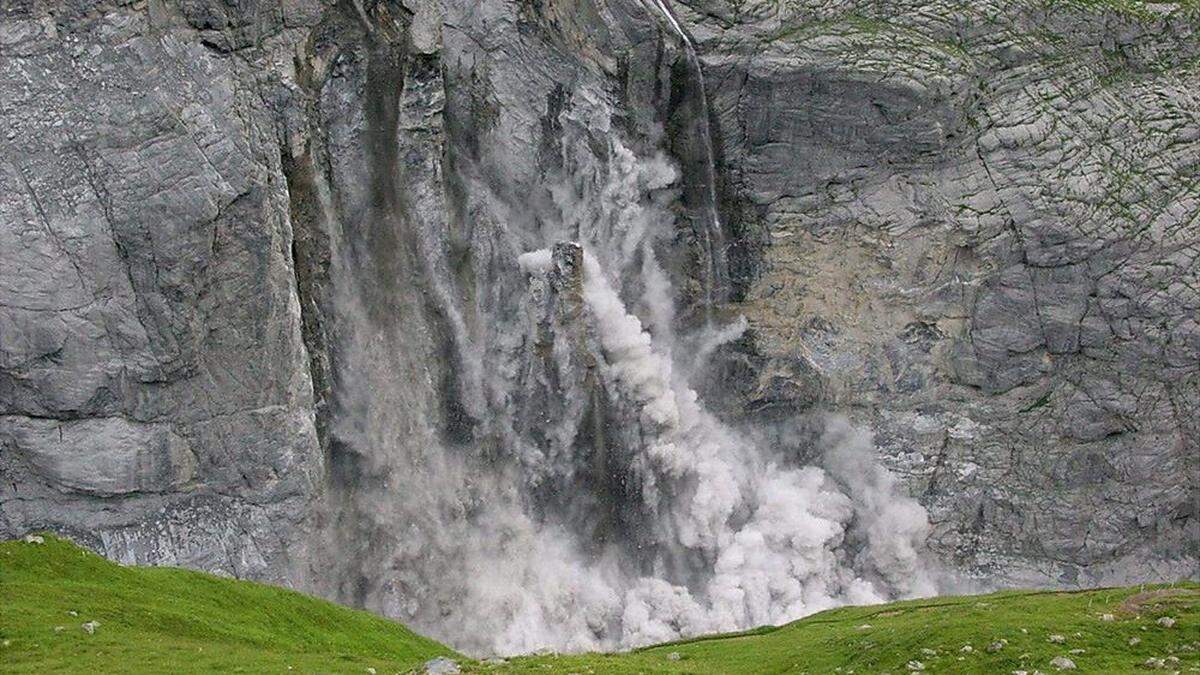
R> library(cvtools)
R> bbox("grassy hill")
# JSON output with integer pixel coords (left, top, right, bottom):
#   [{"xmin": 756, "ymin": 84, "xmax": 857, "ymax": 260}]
[
  {"xmin": 0, "ymin": 535, "xmax": 455, "ymax": 673},
  {"xmin": 1, "ymin": 535, "xmax": 1196, "ymax": 673}
]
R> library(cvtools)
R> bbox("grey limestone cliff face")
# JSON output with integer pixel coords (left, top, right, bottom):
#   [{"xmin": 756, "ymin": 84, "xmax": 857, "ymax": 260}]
[
  {"xmin": 0, "ymin": 0, "xmax": 324, "ymax": 581},
  {"xmin": 0, "ymin": 0, "xmax": 1195, "ymax": 639},
  {"xmin": 674, "ymin": 0, "xmax": 1199, "ymax": 586}
]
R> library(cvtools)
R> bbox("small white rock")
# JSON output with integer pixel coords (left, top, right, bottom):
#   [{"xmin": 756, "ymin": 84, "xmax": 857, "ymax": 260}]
[
  {"xmin": 988, "ymin": 641, "xmax": 1006, "ymax": 653},
  {"xmin": 81, "ymin": 621, "xmax": 100, "ymax": 635},
  {"xmin": 920, "ymin": 648, "xmax": 938, "ymax": 656},
  {"xmin": 1012, "ymin": 671, "xmax": 1028, "ymax": 675},
  {"xmin": 1129, "ymin": 637, "xmax": 1142, "ymax": 646},
  {"xmin": 366, "ymin": 668, "xmax": 376, "ymax": 674},
  {"xmin": 22, "ymin": 534, "xmax": 44, "ymax": 545},
  {"xmin": 1050, "ymin": 655, "xmax": 1076, "ymax": 670},
  {"xmin": 906, "ymin": 660, "xmax": 925, "ymax": 671},
  {"xmin": 1157, "ymin": 617, "xmax": 1176, "ymax": 628},
  {"xmin": 961, "ymin": 645, "xmax": 974, "ymax": 653},
  {"xmin": 1069, "ymin": 649, "xmax": 1085, "ymax": 655},
  {"xmin": 667, "ymin": 652, "xmax": 681, "ymax": 661},
  {"xmin": 1048, "ymin": 634, "xmax": 1067, "ymax": 644},
  {"xmin": 1100, "ymin": 613, "xmax": 1115, "ymax": 622},
  {"xmin": 424, "ymin": 657, "xmax": 460, "ymax": 675},
  {"xmin": 53, "ymin": 626, "xmax": 64, "ymax": 633},
  {"xmin": 1144, "ymin": 657, "xmax": 1165, "ymax": 669},
  {"xmin": 857, "ymin": 624, "xmax": 873, "ymax": 630}
]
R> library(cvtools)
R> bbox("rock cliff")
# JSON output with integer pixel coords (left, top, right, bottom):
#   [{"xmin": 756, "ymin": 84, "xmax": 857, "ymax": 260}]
[{"xmin": 1, "ymin": 0, "xmax": 1195, "ymax": 653}]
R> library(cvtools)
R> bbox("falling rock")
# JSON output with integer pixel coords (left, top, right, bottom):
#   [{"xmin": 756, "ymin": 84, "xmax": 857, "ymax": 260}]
[{"xmin": 1050, "ymin": 655, "xmax": 1076, "ymax": 670}]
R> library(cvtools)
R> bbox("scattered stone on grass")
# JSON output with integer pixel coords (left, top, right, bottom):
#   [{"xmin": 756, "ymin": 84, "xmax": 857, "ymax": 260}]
[
  {"xmin": 1048, "ymin": 634, "xmax": 1066, "ymax": 644},
  {"xmin": 1157, "ymin": 617, "xmax": 1176, "ymax": 628},
  {"xmin": 424, "ymin": 657, "xmax": 460, "ymax": 674},
  {"xmin": 906, "ymin": 660, "xmax": 925, "ymax": 671},
  {"xmin": 1069, "ymin": 649, "xmax": 1085, "ymax": 655},
  {"xmin": 22, "ymin": 534, "xmax": 44, "ymax": 544},
  {"xmin": 1145, "ymin": 657, "xmax": 1166, "ymax": 669},
  {"xmin": 1050, "ymin": 655, "xmax": 1076, "ymax": 670},
  {"xmin": 1100, "ymin": 613, "xmax": 1115, "ymax": 622},
  {"xmin": 920, "ymin": 648, "xmax": 938, "ymax": 656},
  {"xmin": 988, "ymin": 640, "xmax": 1006, "ymax": 653},
  {"xmin": 961, "ymin": 644, "xmax": 974, "ymax": 653},
  {"xmin": 1130, "ymin": 637, "xmax": 1142, "ymax": 646},
  {"xmin": 667, "ymin": 652, "xmax": 681, "ymax": 661},
  {"xmin": 81, "ymin": 621, "xmax": 99, "ymax": 635}
]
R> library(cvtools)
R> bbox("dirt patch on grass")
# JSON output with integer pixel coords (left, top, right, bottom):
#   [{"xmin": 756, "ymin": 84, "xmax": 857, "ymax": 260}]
[{"xmin": 1117, "ymin": 588, "xmax": 1199, "ymax": 615}]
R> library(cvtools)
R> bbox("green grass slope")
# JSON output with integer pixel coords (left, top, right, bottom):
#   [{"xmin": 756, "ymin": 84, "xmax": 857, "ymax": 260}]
[
  {"xmin": 0, "ymin": 535, "xmax": 456, "ymax": 673},
  {"xmin": 501, "ymin": 584, "xmax": 1199, "ymax": 674},
  {"xmin": 2, "ymin": 535, "xmax": 1196, "ymax": 674}
]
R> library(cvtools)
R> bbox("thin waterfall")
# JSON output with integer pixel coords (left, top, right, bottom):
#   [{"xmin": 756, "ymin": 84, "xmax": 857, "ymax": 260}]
[{"xmin": 644, "ymin": 0, "xmax": 730, "ymax": 314}]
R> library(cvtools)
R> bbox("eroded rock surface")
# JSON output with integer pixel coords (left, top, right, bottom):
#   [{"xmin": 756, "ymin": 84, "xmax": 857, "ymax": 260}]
[
  {"xmin": 675, "ymin": 0, "xmax": 1199, "ymax": 586},
  {"xmin": 0, "ymin": 0, "xmax": 324, "ymax": 582}
]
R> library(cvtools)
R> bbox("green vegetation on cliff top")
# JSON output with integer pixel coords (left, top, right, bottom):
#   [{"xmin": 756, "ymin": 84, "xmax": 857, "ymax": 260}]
[{"xmin": 1, "ymin": 536, "xmax": 1197, "ymax": 673}]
